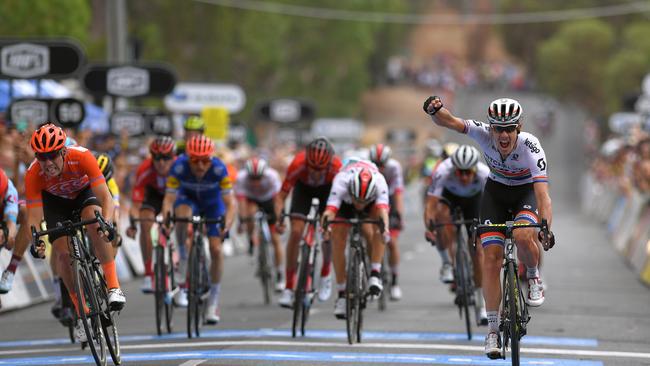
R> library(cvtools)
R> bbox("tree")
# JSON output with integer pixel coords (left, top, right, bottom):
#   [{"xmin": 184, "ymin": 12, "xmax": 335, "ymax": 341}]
[{"xmin": 536, "ymin": 19, "xmax": 614, "ymax": 112}]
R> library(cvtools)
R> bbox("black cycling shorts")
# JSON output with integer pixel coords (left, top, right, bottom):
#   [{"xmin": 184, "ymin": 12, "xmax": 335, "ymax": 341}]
[
  {"xmin": 247, "ymin": 198, "xmax": 277, "ymax": 225},
  {"xmin": 42, "ymin": 187, "xmax": 101, "ymax": 242},
  {"xmin": 440, "ymin": 188, "xmax": 481, "ymax": 232},
  {"xmin": 478, "ymin": 179, "xmax": 538, "ymax": 247},
  {"xmin": 388, "ymin": 194, "xmax": 401, "ymax": 231},
  {"xmin": 141, "ymin": 186, "xmax": 164, "ymax": 214},
  {"xmin": 336, "ymin": 201, "xmax": 375, "ymax": 220},
  {"xmin": 289, "ymin": 181, "xmax": 331, "ymax": 216}
]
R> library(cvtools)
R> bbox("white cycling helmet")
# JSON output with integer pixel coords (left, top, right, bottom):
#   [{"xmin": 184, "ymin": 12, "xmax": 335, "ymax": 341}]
[
  {"xmin": 245, "ymin": 157, "xmax": 267, "ymax": 178},
  {"xmin": 369, "ymin": 144, "xmax": 392, "ymax": 166},
  {"xmin": 487, "ymin": 97, "xmax": 523, "ymax": 126},
  {"xmin": 451, "ymin": 145, "xmax": 480, "ymax": 170},
  {"xmin": 348, "ymin": 167, "xmax": 378, "ymax": 202}
]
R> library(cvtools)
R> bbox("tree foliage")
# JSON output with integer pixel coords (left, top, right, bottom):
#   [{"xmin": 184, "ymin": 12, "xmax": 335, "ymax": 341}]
[
  {"xmin": 0, "ymin": 0, "xmax": 91, "ymax": 44},
  {"xmin": 128, "ymin": 0, "xmax": 411, "ymax": 117}
]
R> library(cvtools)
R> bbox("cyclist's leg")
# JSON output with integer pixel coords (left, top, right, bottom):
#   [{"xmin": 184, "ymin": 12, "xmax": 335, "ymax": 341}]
[
  {"xmin": 434, "ymin": 196, "xmax": 454, "ymax": 283},
  {"xmin": 478, "ymin": 180, "xmax": 508, "ymax": 340},
  {"xmin": 242, "ymin": 199, "xmax": 257, "ymax": 254},
  {"xmin": 204, "ymin": 198, "xmax": 226, "ymax": 323},
  {"xmin": 139, "ymin": 208, "xmax": 156, "ymax": 277},
  {"xmin": 259, "ymin": 199, "xmax": 284, "ymax": 280},
  {"xmin": 461, "ymin": 193, "xmax": 486, "ymax": 320},
  {"xmin": 366, "ymin": 204, "xmax": 387, "ymax": 295},
  {"xmin": 284, "ymin": 182, "xmax": 312, "ymax": 292},
  {"xmin": 314, "ymin": 185, "xmax": 333, "ymax": 279},
  {"xmin": 0, "ymin": 204, "xmax": 29, "ymax": 294},
  {"xmin": 331, "ymin": 213, "xmax": 350, "ymax": 317},
  {"xmin": 387, "ymin": 200, "xmax": 401, "ymax": 289}
]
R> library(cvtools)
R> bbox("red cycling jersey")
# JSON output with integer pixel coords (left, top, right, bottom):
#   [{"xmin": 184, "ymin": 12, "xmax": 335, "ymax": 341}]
[
  {"xmin": 131, "ymin": 157, "xmax": 171, "ymax": 203},
  {"xmin": 25, "ymin": 146, "xmax": 105, "ymax": 208},
  {"xmin": 280, "ymin": 151, "xmax": 342, "ymax": 193}
]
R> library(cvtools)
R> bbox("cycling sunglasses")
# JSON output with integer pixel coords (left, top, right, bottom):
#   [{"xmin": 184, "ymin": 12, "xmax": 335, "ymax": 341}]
[
  {"xmin": 152, "ymin": 154, "xmax": 174, "ymax": 161},
  {"xmin": 492, "ymin": 125, "xmax": 518, "ymax": 133},
  {"xmin": 35, "ymin": 149, "xmax": 62, "ymax": 161},
  {"xmin": 190, "ymin": 156, "xmax": 211, "ymax": 164},
  {"xmin": 455, "ymin": 168, "xmax": 475, "ymax": 177}
]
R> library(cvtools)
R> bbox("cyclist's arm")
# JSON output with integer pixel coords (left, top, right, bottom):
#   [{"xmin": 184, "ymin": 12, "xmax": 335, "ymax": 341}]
[
  {"xmin": 3, "ymin": 181, "xmax": 19, "ymax": 242},
  {"xmin": 23, "ymin": 206, "xmax": 44, "ymax": 246},
  {"xmin": 424, "ymin": 97, "xmax": 465, "ymax": 133},
  {"xmin": 274, "ymin": 190, "xmax": 288, "ymax": 218},
  {"xmin": 161, "ymin": 191, "xmax": 177, "ymax": 221},
  {"xmin": 424, "ymin": 194, "xmax": 439, "ymax": 229},
  {"xmin": 393, "ymin": 190, "xmax": 404, "ymax": 217},
  {"xmin": 534, "ymin": 182, "xmax": 552, "ymax": 229},
  {"xmin": 129, "ymin": 201, "xmax": 142, "ymax": 221},
  {"xmin": 222, "ymin": 191, "xmax": 236, "ymax": 233},
  {"xmin": 91, "ymin": 181, "xmax": 115, "ymax": 225}
]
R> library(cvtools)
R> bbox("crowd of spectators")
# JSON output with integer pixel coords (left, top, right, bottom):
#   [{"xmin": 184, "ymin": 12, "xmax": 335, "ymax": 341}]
[{"xmin": 385, "ymin": 54, "xmax": 529, "ymax": 91}]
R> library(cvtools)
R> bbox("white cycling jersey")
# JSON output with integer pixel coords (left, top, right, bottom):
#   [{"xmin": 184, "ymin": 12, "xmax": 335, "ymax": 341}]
[
  {"xmin": 462, "ymin": 120, "xmax": 549, "ymax": 186},
  {"xmin": 325, "ymin": 159, "xmax": 390, "ymax": 211},
  {"xmin": 380, "ymin": 158, "xmax": 404, "ymax": 196},
  {"xmin": 427, "ymin": 158, "xmax": 489, "ymax": 198},
  {"xmin": 234, "ymin": 167, "xmax": 282, "ymax": 202}
]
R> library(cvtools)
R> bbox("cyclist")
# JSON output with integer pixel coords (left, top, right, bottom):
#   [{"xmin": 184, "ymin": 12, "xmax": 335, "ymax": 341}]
[
  {"xmin": 25, "ymin": 123, "xmax": 123, "ymax": 342},
  {"xmin": 176, "ymin": 116, "xmax": 205, "ymax": 155},
  {"xmin": 235, "ymin": 157, "xmax": 285, "ymax": 291},
  {"xmin": 275, "ymin": 137, "xmax": 342, "ymax": 308},
  {"xmin": 161, "ymin": 135, "xmax": 236, "ymax": 325},
  {"xmin": 321, "ymin": 160, "xmax": 391, "ymax": 319},
  {"xmin": 423, "ymin": 96, "xmax": 554, "ymax": 359},
  {"xmin": 368, "ymin": 144, "xmax": 405, "ymax": 301},
  {"xmin": 126, "ymin": 136, "xmax": 177, "ymax": 293},
  {"xmin": 0, "ymin": 168, "xmax": 22, "ymax": 293},
  {"xmin": 424, "ymin": 144, "xmax": 489, "ymax": 324}
]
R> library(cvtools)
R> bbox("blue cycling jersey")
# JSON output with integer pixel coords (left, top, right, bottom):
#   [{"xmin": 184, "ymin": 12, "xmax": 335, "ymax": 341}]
[
  {"xmin": 3, "ymin": 179, "xmax": 19, "ymax": 224},
  {"xmin": 166, "ymin": 155, "xmax": 233, "ymax": 200}
]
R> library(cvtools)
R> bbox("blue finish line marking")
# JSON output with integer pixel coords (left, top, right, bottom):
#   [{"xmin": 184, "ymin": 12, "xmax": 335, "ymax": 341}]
[
  {"xmin": 0, "ymin": 350, "xmax": 604, "ymax": 366},
  {"xmin": 0, "ymin": 328, "xmax": 598, "ymax": 348}
]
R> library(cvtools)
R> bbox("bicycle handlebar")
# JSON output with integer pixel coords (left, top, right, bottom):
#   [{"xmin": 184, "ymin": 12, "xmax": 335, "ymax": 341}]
[
  {"xmin": 170, "ymin": 215, "xmax": 224, "ymax": 225},
  {"xmin": 323, "ymin": 217, "xmax": 385, "ymax": 233},
  {"xmin": 281, "ymin": 212, "xmax": 319, "ymax": 224},
  {"xmin": 475, "ymin": 219, "xmax": 554, "ymax": 251}
]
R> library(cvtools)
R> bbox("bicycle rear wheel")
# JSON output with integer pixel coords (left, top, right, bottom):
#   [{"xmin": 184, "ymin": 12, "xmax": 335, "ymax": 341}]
[
  {"xmin": 154, "ymin": 245, "xmax": 165, "ymax": 336},
  {"xmin": 356, "ymin": 258, "xmax": 367, "ymax": 343},
  {"xmin": 346, "ymin": 249, "xmax": 360, "ymax": 345},
  {"xmin": 74, "ymin": 260, "xmax": 107, "ymax": 366},
  {"xmin": 165, "ymin": 245, "xmax": 175, "ymax": 334},
  {"xmin": 94, "ymin": 263, "xmax": 121, "ymax": 365},
  {"xmin": 301, "ymin": 245, "xmax": 317, "ymax": 337},
  {"xmin": 505, "ymin": 261, "xmax": 520, "ymax": 365}
]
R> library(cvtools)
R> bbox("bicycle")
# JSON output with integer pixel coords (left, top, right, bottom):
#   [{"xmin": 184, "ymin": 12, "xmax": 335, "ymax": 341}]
[
  {"xmin": 241, "ymin": 211, "xmax": 275, "ymax": 305},
  {"xmin": 132, "ymin": 216, "xmax": 176, "ymax": 336},
  {"xmin": 473, "ymin": 219, "xmax": 551, "ymax": 366},
  {"xmin": 428, "ymin": 206, "xmax": 479, "ymax": 341},
  {"xmin": 282, "ymin": 198, "xmax": 322, "ymax": 338},
  {"xmin": 31, "ymin": 210, "xmax": 121, "ymax": 366},
  {"xmin": 377, "ymin": 248, "xmax": 391, "ymax": 312},
  {"xmin": 324, "ymin": 215, "xmax": 384, "ymax": 345},
  {"xmin": 171, "ymin": 215, "xmax": 223, "ymax": 339}
]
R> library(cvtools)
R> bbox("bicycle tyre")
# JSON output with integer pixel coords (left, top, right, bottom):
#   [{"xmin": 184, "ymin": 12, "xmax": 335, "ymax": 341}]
[
  {"xmin": 356, "ymin": 258, "xmax": 366, "ymax": 343},
  {"xmin": 378, "ymin": 253, "xmax": 388, "ymax": 311},
  {"xmin": 73, "ymin": 260, "xmax": 107, "ymax": 366},
  {"xmin": 94, "ymin": 263, "xmax": 121, "ymax": 366},
  {"xmin": 346, "ymin": 249, "xmax": 360, "ymax": 345},
  {"xmin": 165, "ymin": 244, "xmax": 175, "ymax": 334},
  {"xmin": 196, "ymin": 243, "xmax": 209, "ymax": 337},
  {"xmin": 259, "ymin": 233, "xmax": 272, "ymax": 305},
  {"xmin": 292, "ymin": 243, "xmax": 309, "ymax": 338},
  {"xmin": 456, "ymin": 245, "xmax": 472, "ymax": 340},
  {"xmin": 301, "ymin": 243, "xmax": 317, "ymax": 337},
  {"xmin": 187, "ymin": 243, "xmax": 200, "ymax": 339},
  {"xmin": 154, "ymin": 245, "xmax": 165, "ymax": 336},
  {"xmin": 506, "ymin": 260, "xmax": 520, "ymax": 365}
]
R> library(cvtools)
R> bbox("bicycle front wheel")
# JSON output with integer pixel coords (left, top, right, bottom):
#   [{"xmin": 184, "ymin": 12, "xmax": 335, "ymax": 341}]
[
  {"xmin": 73, "ymin": 260, "xmax": 107, "ymax": 366},
  {"xmin": 258, "ymin": 235, "xmax": 273, "ymax": 305},
  {"xmin": 292, "ymin": 243, "xmax": 310, "ymax": 338},
  {"xmin": 165, "ymin": 245, "xmax": 175, "ymax": 334},
  {"xmin": 456, "ymin": 245, "xmax": 472, "ymax": 341},
  {"xmin": 187, "ymin": 244, "xmax": 201, "ymax": 338},
  {"xmin": 154, "ymin": 246, "xmax": 165, "ymax": 336},
  {"xmin": 346, "ymin": 249, "xmax": 360, "ymax": 345},
  {"xmin": 505, "ymin": 261, "xmax": 520, "ymax": 365}
]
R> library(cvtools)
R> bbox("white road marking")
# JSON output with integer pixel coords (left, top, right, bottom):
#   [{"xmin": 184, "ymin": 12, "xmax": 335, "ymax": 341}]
[
  {"xmin": 1, "ymin": 340, "xmax": 648, "ymax": 360},
  {"xmin": 178, "ymin": 360, "xmax": 207, "ymax": 366}
]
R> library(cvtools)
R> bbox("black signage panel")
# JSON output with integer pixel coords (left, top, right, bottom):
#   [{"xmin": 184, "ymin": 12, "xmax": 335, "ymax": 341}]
[
  {"xmin": 0, "ymin": 39, "xmax": 84, "ymax": 79},
  {"xmin": 110, "ymin": 109, "xmax": 174, "ymax": 137},
  {"xmin": 7, "ymin": 97, "xmax": 85, "ymax": 128},
  {"xmin": 82, "ymin": 63, "xmax": 176, "ymax": 97},
  {"xmin": 256, "ymin": 98, "xmax": 315, "ymax": 123}
]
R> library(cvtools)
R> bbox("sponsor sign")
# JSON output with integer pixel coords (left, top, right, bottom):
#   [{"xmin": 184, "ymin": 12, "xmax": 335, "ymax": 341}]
[
  {"xmin": 256, "ymin": 98, "xmax": 315, "ymax": 123},
  {"xmin": 7, "ymin": 98, "xmax": 85, "ymax": 128},
  {"xmin": 164, "ymin": 83, "xmax": 246, "ymax": 113},
  {"xmin": 82, "ymin": 63, "xmax": 176, "ymax": 97},
  {"xmin": 202, "ymin": 107, "xmax": 230, "ymax": 140},
  {"xmin": 110, "ymin": 111, "xmax": 146, "ymax": 137},
  {"xmin": 0, "ymin": 39, "xmax": 84, "ymax": 79},
  {"xmin": 311, "ymin": 118, "xmax": 363, "ymax": 140}
]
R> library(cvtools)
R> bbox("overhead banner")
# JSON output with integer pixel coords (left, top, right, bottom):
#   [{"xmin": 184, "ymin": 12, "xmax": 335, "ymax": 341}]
[
  {"xmin": 82, "ymin": 63, "xmax": 176, "ymax": 97},
  {"xmin": 165, "ymin": 83, "xmax": 246, "ymax": 114},
  {"xmin": 110, "ymin": 109, "xmax": 173, "ymax": 137},
  {"xmin": 0, "ymin": 39, "xmax": 85, "ymax": 79}
]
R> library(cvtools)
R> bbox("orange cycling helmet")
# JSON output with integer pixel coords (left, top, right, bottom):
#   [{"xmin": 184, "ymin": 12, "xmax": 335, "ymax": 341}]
[
  {"xmin": 31, "ymin": 123, "xmax": 67, "ymax": 153},
  {"xmin": 186, "ymin": 135, "xmax": 215, "ymax": 158},
  {"xmin": 150, "ymin": 135, "xmax": 176, "ymax": 155},
  {"xmin": 306, "ymin": 137, "xmax": 334, "ymax": 168}
]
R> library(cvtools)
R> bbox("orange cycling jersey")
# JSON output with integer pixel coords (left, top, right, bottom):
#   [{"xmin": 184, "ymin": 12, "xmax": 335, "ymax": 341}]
[{"xmin": 25, "ymin": 146, "xmax": 106, "ymax": 208}]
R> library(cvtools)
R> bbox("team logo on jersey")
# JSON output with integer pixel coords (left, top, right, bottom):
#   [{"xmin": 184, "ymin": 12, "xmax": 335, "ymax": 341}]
[
  {"xmin": 524, "ymin": 138, "xmax": 540, "ymax": 154},
  {"xmin": 174, "ymin": 164, "xmax": 184, "ymax": 174},
  {"xmin": 512, "ymin": 154, "xmax": 519, "ymax": 161},
  {"xmin": 537, "ymin": 158, "xmax": 546, "ymax": 171},
  {"xmin": 213, "ymin": 166, "xmax": 223, "ymax": 176}
]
